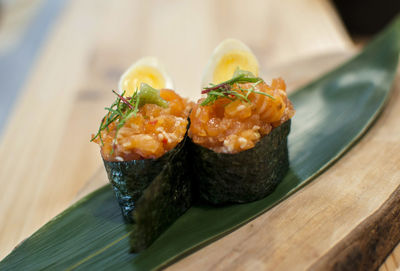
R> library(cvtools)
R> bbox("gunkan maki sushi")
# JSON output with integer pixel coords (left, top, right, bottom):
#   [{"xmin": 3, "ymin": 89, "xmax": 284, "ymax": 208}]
[
  {"xmin": 188, "ymin": 39, "xmax": 295, "ymax": 204},
  {"xmin": 91, "ymin": 57, "xmax": 192, "ymax": 251}
]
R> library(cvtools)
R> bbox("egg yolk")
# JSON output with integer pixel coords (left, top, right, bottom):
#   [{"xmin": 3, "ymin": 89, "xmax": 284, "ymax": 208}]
[
  {"xmin": 120, "ymin": 66, "xmax": 166, "ymax": 96},
  {"xmin": 213, "ymin": 50, "xmax": 259, "ymax": 84}
]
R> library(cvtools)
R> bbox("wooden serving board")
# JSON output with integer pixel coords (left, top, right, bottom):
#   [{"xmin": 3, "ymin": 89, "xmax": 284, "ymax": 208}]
[{"xmin": 1, "ymin": 0, "xmax": 399, "ymax": 270}]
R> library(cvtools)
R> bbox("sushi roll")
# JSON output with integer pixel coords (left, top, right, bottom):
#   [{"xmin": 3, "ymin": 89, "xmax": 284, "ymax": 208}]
[
  {"xmin": 91, "ymin": 58, "xmax": 192, "ymax": 251},
  {"xmin": 188, "ymin": 39, "xmax": 295, "ymax": 204}
]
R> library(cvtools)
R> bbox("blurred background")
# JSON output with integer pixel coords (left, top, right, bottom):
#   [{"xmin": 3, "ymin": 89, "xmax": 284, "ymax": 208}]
[
  {"xmin": 0, "ymin": 0, "xmax": 398, "ymax": 134},
  {"xmin": 0, "ymin": 0, "xmax": 399, "ymax": 265}
]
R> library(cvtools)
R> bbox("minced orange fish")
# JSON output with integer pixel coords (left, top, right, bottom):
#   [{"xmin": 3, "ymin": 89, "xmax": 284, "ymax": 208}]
[
  {"xmin": 93, "ymin": 89, "xmax": 191, "ymax": 161},
  {"xmin": 188, "ymin": 78, "xmax": 295, "ymax": 153}
]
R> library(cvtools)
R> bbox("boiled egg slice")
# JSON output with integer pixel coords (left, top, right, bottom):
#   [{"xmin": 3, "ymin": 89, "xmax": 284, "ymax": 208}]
[
  {"xmin": 202, "ymin": 39, "xmax": 260, "ymax": 87},
  {"xmin": 118, "ymin": 57, "xmax": 173, "ymax": 96}
]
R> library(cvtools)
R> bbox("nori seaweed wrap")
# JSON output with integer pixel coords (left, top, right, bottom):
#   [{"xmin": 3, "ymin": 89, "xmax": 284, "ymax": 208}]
[
  {"xmin": 130, "ymin": 140, "xmax": 191, "ymax": 251},
  {"xmin": 189, "ymin": 69, "xmax": 295, "ymax": 204},
  {"xmin": 102, "ymin": 134, "xmax": 187, "ymax": 222},
  {"xmin": 92, "ymin": 82, "xmax": 192, "ymax": 250},
  {"xmin": 190, "ymin": 120, "xmax": 290, "ymax": 204}
]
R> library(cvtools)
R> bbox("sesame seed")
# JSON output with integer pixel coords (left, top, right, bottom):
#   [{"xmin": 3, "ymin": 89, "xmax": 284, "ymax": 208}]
[
  {"xmin": 237, "ymin": 104, "xmax": 246, "ymax": 111},
  {"xmin": 195, "ymin": 108, "xmax": 201, "ymax": 118},
  {"xmin": 238, "ymin": 137, "xmax": 247, "ymax": 148}
]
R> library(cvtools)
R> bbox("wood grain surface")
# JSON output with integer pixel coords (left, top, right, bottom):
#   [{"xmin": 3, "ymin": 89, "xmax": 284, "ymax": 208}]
[
  {"xmin": 310, "ymin": 183, "xmax": 400, "ymax": 271},
  {"xmin": 0, "ymin": 0, "xmax": 399, "ymax": 270}
]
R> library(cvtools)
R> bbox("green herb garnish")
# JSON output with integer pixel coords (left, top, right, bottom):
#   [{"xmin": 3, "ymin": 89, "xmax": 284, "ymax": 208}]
[
  {"xmin": 91, "ymin": 83, "xmax": 168, "ymax": 152},
  {"xmin": 201, "ymin": 68, "xmax": 275, "ymax": 106}
]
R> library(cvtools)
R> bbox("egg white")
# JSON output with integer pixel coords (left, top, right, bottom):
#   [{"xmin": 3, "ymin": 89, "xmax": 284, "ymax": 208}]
[
  {"xmin": 201, "ymin": 39, "xmax": 260, "ymax": 87},
  {"xmin": 118, "ymin": 57, "xmax": 174, "ymax": 95}
]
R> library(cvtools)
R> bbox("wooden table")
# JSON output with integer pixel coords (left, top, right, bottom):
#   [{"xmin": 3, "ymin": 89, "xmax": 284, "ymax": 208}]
[{"xmin": 0, "ymin": 0, "xmax": 399, "ymax": 270}]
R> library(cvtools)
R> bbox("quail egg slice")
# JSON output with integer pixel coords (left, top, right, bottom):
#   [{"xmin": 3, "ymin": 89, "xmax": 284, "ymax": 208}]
[
  {"xmin": 202, "ymin": 39, "xmax": 260, "ymax": 87},
  {"xmin": 118, "ymin": 57, "xmax": 173, "ymax": 96}
]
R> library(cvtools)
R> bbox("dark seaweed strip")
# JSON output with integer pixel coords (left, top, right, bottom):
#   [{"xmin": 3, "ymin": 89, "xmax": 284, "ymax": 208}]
[
  {"xmin": 102, "ymin": 136, "xmax": 187, "ymax": 223},
  {"xmin": 190, "ymin": 120, "xmax": 291, "ymax": 205},
  {"xmin": 130, "ymin": 135, "xmax": 191, "ymax": 252}
]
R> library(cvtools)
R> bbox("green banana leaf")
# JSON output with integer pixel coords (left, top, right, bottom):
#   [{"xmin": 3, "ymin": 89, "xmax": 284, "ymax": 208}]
[{"xmin": 1, "ymin": 16, "xmax": 400, "ymax": 271}]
